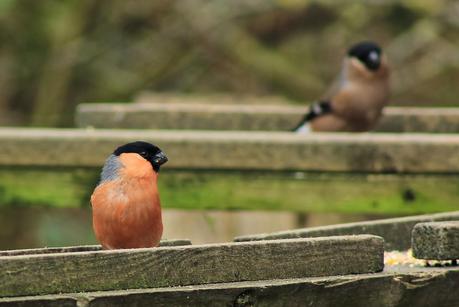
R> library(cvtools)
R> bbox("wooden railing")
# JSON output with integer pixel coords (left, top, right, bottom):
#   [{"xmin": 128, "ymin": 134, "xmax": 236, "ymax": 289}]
[
  {"xmin": 1, "ymin": 128, "xmax": 459, "ymax": 213},
  {"xmin": 3, "ymin": 101, "xmax": 459, "ymax": 305},
  {"xmin": 76, "ymin": 102, "xmax": 459, "ymax": 133}
]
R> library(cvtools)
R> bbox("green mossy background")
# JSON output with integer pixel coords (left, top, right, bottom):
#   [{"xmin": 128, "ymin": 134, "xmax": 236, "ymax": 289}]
[{"xmin": 1, "ymin": 168, "xmax": 458, "ymax": 215}]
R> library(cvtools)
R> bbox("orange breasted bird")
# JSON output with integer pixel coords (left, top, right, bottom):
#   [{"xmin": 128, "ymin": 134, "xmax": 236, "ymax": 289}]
[
  {"xmin": 91, "ymin": 141, "xmax": 168, "ymax": 249},
  {"xmin": 293, "ymin": 41, "xmax": 390, "ymax": 133}
]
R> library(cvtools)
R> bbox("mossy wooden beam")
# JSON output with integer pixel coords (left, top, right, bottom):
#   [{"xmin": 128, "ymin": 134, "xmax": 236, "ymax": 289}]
[
  {"xmin": 0, "ymin": 235, "xmax": 383, "ymax": 297},
  {"xmin": 235, "ymin": 211, "xmax": 459, "ymax": 251},
  {"xmin": 2, "ymin": 128, "xmax": 459, "ymax": 173},
  {"xmin": 2, "ymin": 267, "xmax": 459, "ymax": 307},
  {"xmin": 77, "ymin": 102, "xmax": 459, "ymax": 133},
  {"xmin": 1, "ymin": 169, "xmax": 459, "ymax": 214}
]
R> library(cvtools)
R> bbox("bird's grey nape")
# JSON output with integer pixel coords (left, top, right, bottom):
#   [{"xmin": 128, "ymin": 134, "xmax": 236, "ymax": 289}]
[{"xmin": 99, "ymin": 154, "xmax": 123, "ymax": 184}]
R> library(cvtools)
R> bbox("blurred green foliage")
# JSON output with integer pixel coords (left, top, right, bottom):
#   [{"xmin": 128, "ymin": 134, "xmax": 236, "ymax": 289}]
[{"xmin": 0, "ymin": 0, "xmax": 458, "ymax": 126}]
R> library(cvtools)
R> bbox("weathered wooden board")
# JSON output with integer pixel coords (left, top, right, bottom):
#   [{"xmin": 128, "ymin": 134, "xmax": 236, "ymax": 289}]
[
  {"xmin": 2, "ymin": 168, "xmax": 459, "ymax": 214},
  {"xmin": 2, "ymin": 128, "xmax": 459, "ymax": 173},
  {"xmin": 0, "ymin": 236, "xmax": 383, "ymax": 297},
  {"xmin": 1, "ymin": 267, "xmax": 459, "ymax": 307},
  {"xmin": 235, "ymin": 211, "xmax": 459, "ymax": 251},
  {"xmin": 76, "ymin": 102, "xmax": 459, "ymax": 133},
  {"xmin": 0, "ymin": 297, "xmax": 77, "ymax": 307},
  {"xmin": 412, "ymin": 222, "xmax": 459, "ymax": 260},
  {"xmin": 75, "ymin": 102, "xmax": 305, "ymax": 131},
  {"xmin": 378, "ymin": 108, "xmax": 459, "ymax": 133},
  {"xmin": 0, "ymin": 240, "xmax": 191, "ymax": 257}
]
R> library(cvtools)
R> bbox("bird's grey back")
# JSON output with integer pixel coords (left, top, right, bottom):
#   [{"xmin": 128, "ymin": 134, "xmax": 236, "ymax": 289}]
[
  {"xmin": 323, "ymin": 61, "xmax": 347, "ymax": 100},
  {"xmin": 99, "ymin": 154, "xmax": 122, "ymax": 184}
]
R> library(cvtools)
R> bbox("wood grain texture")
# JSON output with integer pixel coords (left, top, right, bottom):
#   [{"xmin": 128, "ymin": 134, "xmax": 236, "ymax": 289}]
[
  {"xmin": 0, "ymin": 297, "xmax": 77, "ymax": 307},
  {"xmin": 2, "ymin": 128, "xmax": 459, "ymax": 173},
  {"xmin": 0, "ymin": 236, "xmax": 383, "ymax": 297},
  {"xmin": 1, "ymin": 267, "xmax": 459, "ymax": 307},
  {"xmin": 235, "ymin": 211, "xmax": 459, "ymax": 251},
  {"xmin": 412, "ymin": 222, "xmax": 459, "ymax": 260},
  {"xmin": 0, "ymin": 240, "xmax": 191, "ymax": 257},
  {"xmin": 76, "ymin": 102, "xmax": 459, "ymax": 133}
]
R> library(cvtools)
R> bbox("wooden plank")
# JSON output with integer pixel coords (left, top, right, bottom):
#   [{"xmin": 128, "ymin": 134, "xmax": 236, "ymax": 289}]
[
  {"xmin": 75, "ymin": 102, "xmax": 303, "ymax": 131},
  {"xmin": 1, "ymin": 267, "xmax": 459, "ymax": 307},
  {"xmin": 378, "ymin": 107, "xmax": 459, "ymax": 133},
  {"xmin": 76, "ymin": 102, "xmax": 459, "ymax": 133},
  {"xmin": 235, "ymin": 211, "xmax": 459, "ymax": 251},
  {"xmin": 1, "ymin": 128, "xmax": 459, "ymax": 173},
  {"xmin": 412, "ymin": 222, "xmax": 459, "ymax": 260},
  {"xmin": 2, "ymin": 168, "xmax": 459, "ymax": 214},
  {"xmin": 0, "ymin": 240, "xmax": 191, "ymax": 257},
  {"xmin": 0, "ymin": 236, "xmax": 384, "ymax": 297},
  {"xmin": 0, "ymin": 296, "xmax": 77, "ymax": 307}
]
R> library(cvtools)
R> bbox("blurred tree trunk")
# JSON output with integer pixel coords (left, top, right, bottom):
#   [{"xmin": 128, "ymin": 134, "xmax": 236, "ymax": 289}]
[
  {"xmin": 175, "ymin": 1, "xmax": 324, "ymax": 100},
  {"xmin": 0, "ymin": 52, "xmax": 16, "ymax": 124},
  {"xmin": 31, "ymin": 0, "xmax": 96, "ymax": 126}
]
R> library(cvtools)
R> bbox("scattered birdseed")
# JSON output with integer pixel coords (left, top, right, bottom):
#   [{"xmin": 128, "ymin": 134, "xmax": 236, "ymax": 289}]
[
  {"xmin": 385, "ymin": 249, "xmax": 456, "ymax": 267},
  {"xmin": 384, "ymin": 249, "xmax": 425, "ymax": 267}
]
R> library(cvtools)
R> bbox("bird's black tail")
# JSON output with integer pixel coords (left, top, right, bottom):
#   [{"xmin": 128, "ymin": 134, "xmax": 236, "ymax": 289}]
[{"xmin": 292, "ymin": 100, "xmax": 332, "ymax": 131}]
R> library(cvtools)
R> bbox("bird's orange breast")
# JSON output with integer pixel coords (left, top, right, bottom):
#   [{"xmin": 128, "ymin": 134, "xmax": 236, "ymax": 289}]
[{"xmin": 91, "ymin": 153, "xmax": 163, "ymax": 249}]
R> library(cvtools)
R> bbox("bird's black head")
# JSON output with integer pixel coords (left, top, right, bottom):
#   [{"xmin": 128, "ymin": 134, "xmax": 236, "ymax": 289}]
[
  {"xmin": 114, "ymin": 141, "xmax": 168, "ymax": 172},
  {"xmin": 347, "ymin": 41, "xmax": 382, "ymax": 71}
]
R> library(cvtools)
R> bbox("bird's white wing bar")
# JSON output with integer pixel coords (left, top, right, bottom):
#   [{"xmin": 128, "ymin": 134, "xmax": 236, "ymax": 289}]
[{"xmin": 295, "ymin": 122, "xmax": 311, "ymax": 134}]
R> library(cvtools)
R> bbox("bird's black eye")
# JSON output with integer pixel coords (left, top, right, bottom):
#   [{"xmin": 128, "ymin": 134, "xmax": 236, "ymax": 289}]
[{"xmin": 139, "ymin": 151, "xmax": 148, "ymax": 157}]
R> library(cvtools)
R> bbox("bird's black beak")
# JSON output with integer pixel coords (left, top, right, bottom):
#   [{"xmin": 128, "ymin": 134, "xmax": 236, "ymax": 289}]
[
  {"xmin": 153, "ymin": 151, "xmax": 168, "ymax": 165},
  {"xmin": 151, "ymin": 151, "xmax": 168, "ymax": 172}
]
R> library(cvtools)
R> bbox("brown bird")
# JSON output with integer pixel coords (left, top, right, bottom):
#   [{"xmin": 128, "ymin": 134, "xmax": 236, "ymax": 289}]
[
  {"xmin": 91, "ymin": 141, "xmax": 168, "ymax": 249},
  {"xmin": 293, "ymin": 41, "xmax": 390, "ymax": 133}
]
